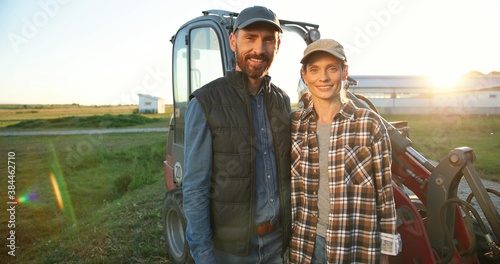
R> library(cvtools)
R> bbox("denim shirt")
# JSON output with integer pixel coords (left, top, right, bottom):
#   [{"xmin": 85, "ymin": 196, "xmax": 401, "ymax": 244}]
[
  {"xmin": 183, "ymin": 92, "xmax": 279, "ymax": 263},
  {"xmin": 250, "ymin": 90, "xmax": 280, "ymax": 225}
]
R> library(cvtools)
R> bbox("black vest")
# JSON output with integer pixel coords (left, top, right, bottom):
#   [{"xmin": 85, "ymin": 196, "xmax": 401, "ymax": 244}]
[{"xmin": 190, "ymin": 71, "xmax": 292, "ymax": 256}]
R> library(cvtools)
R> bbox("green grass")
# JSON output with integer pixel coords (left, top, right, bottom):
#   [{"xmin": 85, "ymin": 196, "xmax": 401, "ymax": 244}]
[
  {"xmin": 0, "ymin": 104, "xmax": 173, "ymax": 128},
  {"xmin": 0, "ymin": 132, "xmax": 171, "ymax": 263},
  {"xmin": 9, "ymin": 179, "xmax": 169, "ymax": 263},
  {"xmin": 5, "ymin": 114, "xmax": 165, "ymax": 130},
  {"xmin": 384, "ymin": 114, "xmax": 500, "ymax": 182}
]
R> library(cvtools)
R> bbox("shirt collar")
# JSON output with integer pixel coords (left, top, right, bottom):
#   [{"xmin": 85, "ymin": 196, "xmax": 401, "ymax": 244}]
[
  {"xmin": 250, "ymin": 86, "xmax": 265, "ymax": 96},
  {"xmin": 300, "ymin": 100, "xmax": 357, "ymax": 121}
]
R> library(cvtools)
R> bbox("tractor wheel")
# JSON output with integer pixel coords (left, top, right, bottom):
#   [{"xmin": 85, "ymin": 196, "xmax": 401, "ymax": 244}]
[
  {"xmin": 407, "ymin": 199, "xmax": 498, "ymax": 263},
  {"xmin": 162, "ymin": 188, "xmax": 193, "ymax": 264}
]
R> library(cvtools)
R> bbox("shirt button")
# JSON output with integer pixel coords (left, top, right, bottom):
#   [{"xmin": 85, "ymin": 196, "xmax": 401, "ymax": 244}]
[
  {"xmin": 267, "ymin": 175, "xmax": 271, "ymax": 179},
  {"xmin": 270, "ymin": 199, "xmax": 274, "ymax": 203},
  {"xmin": 264, "ymin": 151, "xmax": 267, "ymax": 155},
  {"xmin": 313, "ymin": 191, "xmax": 316, "ymax": 195}
]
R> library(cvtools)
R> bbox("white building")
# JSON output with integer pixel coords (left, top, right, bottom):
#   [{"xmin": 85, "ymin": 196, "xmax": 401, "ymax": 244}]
[
  {"xmin": 348, "ymin": 74, "xmax": 500, "ymax": 115},
  {"xmin": 138, "ymin": 94, "xmax": 165, "ymax": 114}
]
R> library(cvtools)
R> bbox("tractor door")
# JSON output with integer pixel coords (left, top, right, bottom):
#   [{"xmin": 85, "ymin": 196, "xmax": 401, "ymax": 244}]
[
  {"xmin": 163, "ymin": 17, "xmax": 233, "ymax": 264},
  {"xmin": 165, "ymin": 18, "xmax": 232, "ymax": 190}
]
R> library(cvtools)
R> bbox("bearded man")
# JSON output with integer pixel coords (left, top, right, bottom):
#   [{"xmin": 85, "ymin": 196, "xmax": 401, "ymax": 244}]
[{"xmin": 182, "ymin": 5, "xmax": 292, "ymax": 264}]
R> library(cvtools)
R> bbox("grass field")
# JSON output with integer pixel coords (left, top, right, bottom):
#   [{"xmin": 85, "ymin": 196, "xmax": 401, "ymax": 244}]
[
  {"xmin": 384, "ymin": 114, "xmax": 500, "ymax": 181},
  {"xmin": 0, "ymin": 105, "xmax": 498, "ymax": 263},
  {"xmin": 0, "ymin": 132, "xmax": 171, "ymax": 263},
  {"xmin": 0, "ymin": 104, "xmax": 172, "ymax": 128}
]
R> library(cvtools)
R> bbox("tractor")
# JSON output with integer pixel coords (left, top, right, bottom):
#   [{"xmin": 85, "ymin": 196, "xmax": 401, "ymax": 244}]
[{"xmin": 162, "ymin": 9, "xmax": 500, "ymax": 264}]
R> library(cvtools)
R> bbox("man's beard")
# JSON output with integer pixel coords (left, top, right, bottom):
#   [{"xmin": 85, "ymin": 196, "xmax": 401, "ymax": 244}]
[{"xmin": 235, "ymin": 48, "xmax": 273, "ymax": 79}]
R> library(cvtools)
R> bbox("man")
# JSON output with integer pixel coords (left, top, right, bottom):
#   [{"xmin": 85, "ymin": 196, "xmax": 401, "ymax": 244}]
[
  {"xmin": 289, "ymin": 39, "xmax": 401, "ymax": 263},
  {"xmin": 182, "ymin": 6, "xmax": 291, "ymax": 264}
]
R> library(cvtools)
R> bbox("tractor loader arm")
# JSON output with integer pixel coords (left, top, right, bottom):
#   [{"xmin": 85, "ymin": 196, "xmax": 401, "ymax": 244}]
[{"xmin": 346, "ymin": 90, "xmax": 500, "ymax": 263}]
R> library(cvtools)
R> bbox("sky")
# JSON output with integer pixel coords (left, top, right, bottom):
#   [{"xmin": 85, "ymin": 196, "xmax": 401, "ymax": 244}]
[{"xmin": 0, "ymin": 0, "xmax": 499, "ymax": 105}]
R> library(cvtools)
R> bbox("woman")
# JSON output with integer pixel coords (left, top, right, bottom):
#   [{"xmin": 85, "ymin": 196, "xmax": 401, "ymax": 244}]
[{"xmin": 289, "ymin": 39, "xmax": 400, "ymax": 263}]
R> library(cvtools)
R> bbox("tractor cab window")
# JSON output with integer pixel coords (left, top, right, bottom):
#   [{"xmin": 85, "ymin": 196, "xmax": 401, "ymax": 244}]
[
  {"xmin": 172, "ymin": 27, "xmax": 188, "ymax": 145},
  {"xmin": 190, "ymin": 27, "xmax": 223, "ymax": 92},
  {"xmin": 172, "ymin": 26, "xmax": 223, "ymax": 145}
]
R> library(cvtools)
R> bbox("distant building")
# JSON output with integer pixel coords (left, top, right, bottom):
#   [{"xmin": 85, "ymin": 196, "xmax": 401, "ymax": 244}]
[
  {"xmin": 348, "ymin": 75, "xmax": 500, "ymax": 115},
  {"xmin": 138, "ymin": 94, "xmax": 165, "ymax": 114}
]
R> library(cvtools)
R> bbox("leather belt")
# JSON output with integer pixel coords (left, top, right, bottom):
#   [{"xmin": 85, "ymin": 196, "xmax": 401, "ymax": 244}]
[{"xmin": 255, "ymin": 222, "xmax": 276, "ymax": 236}]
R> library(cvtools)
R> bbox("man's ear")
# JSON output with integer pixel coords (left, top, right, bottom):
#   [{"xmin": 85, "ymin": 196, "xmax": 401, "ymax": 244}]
[
  {"xmin": 277, "ymin": 38, "xmax": 281, "ymax": 52},
  {"xmin": 230, "ymin": 32, "xmax": 237, "ymax": 52}
]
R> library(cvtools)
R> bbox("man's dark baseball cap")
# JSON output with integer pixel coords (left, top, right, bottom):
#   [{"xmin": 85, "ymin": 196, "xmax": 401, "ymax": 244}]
[{"xmin": 233, "ymin": 6, "xmax": 282, "ymax": 33}]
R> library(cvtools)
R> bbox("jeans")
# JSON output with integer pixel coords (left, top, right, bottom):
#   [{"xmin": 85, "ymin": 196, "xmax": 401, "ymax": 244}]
[
  {"xmin": 214, "ymin": 227, "xmax": 284, "ymax": 264},
  {"xmin": 311, "ymin": 235, "xmax": 326, "ymax": 264}
]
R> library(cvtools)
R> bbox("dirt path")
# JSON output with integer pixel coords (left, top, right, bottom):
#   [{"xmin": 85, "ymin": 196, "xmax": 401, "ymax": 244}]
[{"xmin": 0, "ymin": 127, "xmax": 168, "ymax": 136}]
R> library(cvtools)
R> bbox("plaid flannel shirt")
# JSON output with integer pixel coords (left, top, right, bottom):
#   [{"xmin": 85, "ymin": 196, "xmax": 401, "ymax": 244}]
[{"xmin": 289, "ymin": 101, "xmax": 398, "ymax": 263}]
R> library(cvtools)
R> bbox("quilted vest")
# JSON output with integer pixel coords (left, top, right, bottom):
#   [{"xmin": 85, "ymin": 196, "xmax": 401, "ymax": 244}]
[{"xmin": 190, "ymin": 71, "xmax": 292, "ymax": 256}]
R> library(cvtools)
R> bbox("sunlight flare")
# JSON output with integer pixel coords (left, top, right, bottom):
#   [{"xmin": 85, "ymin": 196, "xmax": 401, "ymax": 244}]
[
  {"xmin": 49, "ymin": 142, "xmax": 78, "ymax": 226},
  {"xmin": 50, "ymin": 172, "xmax": 64, "ymax": 209},
  {"xmin": 16, "ymin": 190, "xmax": 36, "ymax": 204},
  {"xmin": 429, "ymin": 72, "xmax": 461, "ymax": 92}
]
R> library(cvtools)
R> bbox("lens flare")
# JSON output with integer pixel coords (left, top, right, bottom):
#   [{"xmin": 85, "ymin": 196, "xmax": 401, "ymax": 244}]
[
  {"xmin": 16, "ymin": 191, "xmax": 36, "ymax": 204},
  {"xmin": 49, "ymin": 142, "xmax": 78, "ymax": 226},
  {"xmin": 50, "ymin": 172, "xmax": 64, "ymax": 209}
]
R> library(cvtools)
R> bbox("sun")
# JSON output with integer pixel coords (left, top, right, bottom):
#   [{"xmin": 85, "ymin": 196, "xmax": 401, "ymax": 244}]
[{"xmin": 428, "ymin": 72, "xmax": 462, "ymax": 92}]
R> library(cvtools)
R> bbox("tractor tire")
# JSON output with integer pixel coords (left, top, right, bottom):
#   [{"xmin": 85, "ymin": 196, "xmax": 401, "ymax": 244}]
[{"xmin": 162, "ymin": 188, "xmax": 193, "ymax": 264}]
